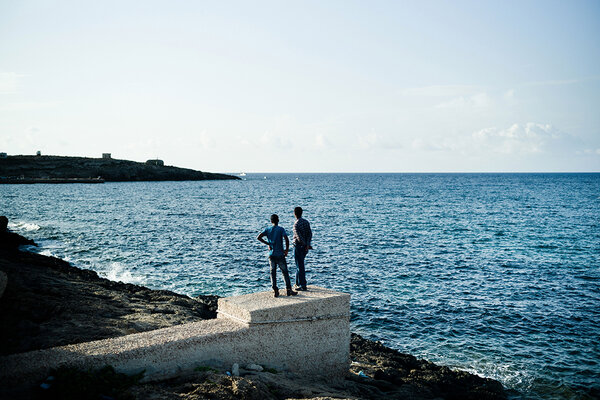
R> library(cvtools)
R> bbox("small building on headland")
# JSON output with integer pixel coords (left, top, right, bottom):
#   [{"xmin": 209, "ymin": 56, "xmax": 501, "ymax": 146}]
[
  {"xmin": 0, "ymin": 152, "xmax": 7, "ymax": 159},
  {"xmin": 36, "ymin": 151, "xmax": 41, "ymax": 156},
  {"xmin": 146, "ymin": 159, "xmax": 164, "ymax": 166},
  {"xmin": 102, "ymin": 153, "xmax": 111, "ymax": 159}
]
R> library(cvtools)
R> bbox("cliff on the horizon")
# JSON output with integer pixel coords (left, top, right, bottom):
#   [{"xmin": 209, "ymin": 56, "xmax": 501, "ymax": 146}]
[{"xmin": 0, "ymin": 155, "xmax": 239, "ymax": 182}]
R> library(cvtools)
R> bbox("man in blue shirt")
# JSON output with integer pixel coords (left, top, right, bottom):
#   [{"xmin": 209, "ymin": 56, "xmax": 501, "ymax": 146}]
[
  {"xmin": 257, "ymin": 214, "xmax": 298, "ymax": 297},
  {"xmin": 292, "ymin": 206, "xmax": 312, "ymax": 291}
]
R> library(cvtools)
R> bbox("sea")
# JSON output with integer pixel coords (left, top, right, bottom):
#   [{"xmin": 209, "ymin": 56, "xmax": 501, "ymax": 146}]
[{"xmin": 1, "ymin": 173, "xmax": 599, "ymax": 399}]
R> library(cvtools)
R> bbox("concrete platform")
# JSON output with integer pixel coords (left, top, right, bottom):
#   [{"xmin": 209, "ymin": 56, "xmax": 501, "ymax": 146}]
[
  {"xmin": 217, "ymin": 286, "xmax": 350, "ymax": 324},
  {"xmin": 0, "ymin": 286, "xmax": 351, "ymax": 389}
]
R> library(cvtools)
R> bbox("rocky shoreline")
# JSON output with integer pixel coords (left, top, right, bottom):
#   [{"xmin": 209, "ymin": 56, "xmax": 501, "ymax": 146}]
[
  {"xmin": 0, "ymin": 155, "xmax": 239, "ymax": 182},
  {"xmin": 0, "ymin": 229, "xmax": 506, "ymax": 399}
]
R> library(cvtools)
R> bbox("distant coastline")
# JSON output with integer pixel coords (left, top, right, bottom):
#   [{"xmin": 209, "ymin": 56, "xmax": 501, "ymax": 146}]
[{"xmin": 0, "ymin": 155, "xmax": 239, "ymax": 183}]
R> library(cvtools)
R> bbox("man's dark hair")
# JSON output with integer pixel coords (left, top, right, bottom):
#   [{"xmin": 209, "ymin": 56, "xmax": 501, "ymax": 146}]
[
  {"xmin": 294, "ymin": 207, "xmax": 303, "ymax": 217},
  {"xmin": 270, "ymin": 214, "xmax": 279, "ymax": 225}
]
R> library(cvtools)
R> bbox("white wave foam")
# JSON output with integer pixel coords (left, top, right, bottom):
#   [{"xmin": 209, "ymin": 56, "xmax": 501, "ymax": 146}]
[
  {"xmin": 8, "ymin": 221, "xmax": 41, "ymax": 232},
  {"xmin": 462, "ymin": 363, "xmax": 534, "ymax": 392},
  {"xmin": 39, "ymin": 249, "xmax": 56, "ymax": 258},
  {"xmin": 103, "ymin": 262, "xmax": 145, "ymax": 285}
]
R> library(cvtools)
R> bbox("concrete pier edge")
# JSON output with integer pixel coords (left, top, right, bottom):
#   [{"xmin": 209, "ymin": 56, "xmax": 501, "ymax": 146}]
[{"xmin": 0, "ymin": 286, "xmax": 350, "ymax": 389}]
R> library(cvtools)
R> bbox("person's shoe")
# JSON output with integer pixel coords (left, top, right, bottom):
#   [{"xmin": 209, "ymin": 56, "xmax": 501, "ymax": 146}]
[
  {"xmin": 273, "ymin": 288, "xmax": 280, "ymax": 298},
  {"xmin": 286, "ymin": 289, "xmax": 298, "ymax": 296},
  {"xmin": 294, "ymin": 285, "xmax": 308, "ymax": 291}
]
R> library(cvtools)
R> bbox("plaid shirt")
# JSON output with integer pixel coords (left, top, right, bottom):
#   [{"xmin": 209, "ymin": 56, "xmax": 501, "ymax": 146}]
[{"xmin": 293, "ymin": 217, "xmax": 312, "ymax": 247}]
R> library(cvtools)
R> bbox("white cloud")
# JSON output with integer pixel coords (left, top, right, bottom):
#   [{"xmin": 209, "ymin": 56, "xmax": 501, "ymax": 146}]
[
  {"xmin": 404, "ymin": 85, "xmax": 522, "ymax": 110},
  {"xmin": 357, "ymin": 132, "xmax": 403, "ymax": 150},
  {"xmin": 411, "ymin": 138, "xmax": 446, "ymax": 151},
  {"xmin": 408, "ymin": 123, "xmax": 582, "ymax": 158},
  {"xmin": 502, "ymin": 89, "xmax": 518, "ymax": 107},
  {"xmin": 471, "ymin": 123, "xmax": 570, "ymax": 154},
  {"xmin": 435, "ymin": 92, "xmax": 492, "ymax": 109},
  {"xmin": 0, "ymin": 134, "xmax": 16, "ymax": 148},
  {"xmin": 0, "ymin": 101, "xmax": 58, "ymax": 111},
  {"xmin": 0, "ymin": 72, "xmax": 23, "ymax": 94},
  {"xmin": 523, "ymin": 77, "xmax": 592, "ymax": 87},
  {"xmin": 410, "ymin": 134, "xmax": 468, "ymax": 153},
  {"xmin": 402, "ymin": 85, "xmax": 481, "ymax": 97},
  {"xmin": 314, "ymin": 134, "xmax": 330, "ymax": 149},
  {"xmin": 193, "ymin": 131, "xmax": 215, "ymax": 149},
  {"xmin": 259, "ymin": 131, "xmax": 293, "ymax": 149}
]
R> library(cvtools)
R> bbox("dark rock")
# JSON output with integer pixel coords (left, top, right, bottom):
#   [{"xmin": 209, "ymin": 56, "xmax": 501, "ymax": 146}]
[
  {"xmin": 0, "ymin": 216, "xmax": 36, "ymax": 252},
  {"xmin": 0, "ymin": 248, "xmax": 218, "ymax": 356},
  {"xmin": 350, "ymin": 333, "xmax": 506, "ymax": 399}
]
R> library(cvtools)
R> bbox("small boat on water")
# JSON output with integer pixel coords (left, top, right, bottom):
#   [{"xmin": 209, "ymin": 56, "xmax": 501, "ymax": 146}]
[{"xmin": 239, "ymin": 172, "xmax": 246, "ymax": 177}]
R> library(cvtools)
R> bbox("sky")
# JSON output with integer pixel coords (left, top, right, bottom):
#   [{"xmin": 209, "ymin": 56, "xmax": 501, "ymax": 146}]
[{"xmin": 1, "ymin": 0, "xmax": 599, "ymax": 173}]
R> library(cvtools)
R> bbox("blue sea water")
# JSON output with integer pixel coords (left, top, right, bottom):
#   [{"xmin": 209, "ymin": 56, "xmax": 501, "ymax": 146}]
[{"xmin": 1, "ymin": 173, "xmax": 599, "ymax": 399}]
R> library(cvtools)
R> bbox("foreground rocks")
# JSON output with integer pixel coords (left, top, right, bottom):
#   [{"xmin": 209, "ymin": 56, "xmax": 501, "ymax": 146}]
[
  {"xmin": 347, "ymin": 334, "xmax": 505, "ymax": 399},
  {"xmin": 0, "ymin": 231, "xmax": 506, "ymax": 399},
  {"xmin": 0, "ymin": 241, "xmax": 217, "ymax": 355},
  {"xmin": 121, "ymin": 334, "xmax": 505, "ymax": 400}
]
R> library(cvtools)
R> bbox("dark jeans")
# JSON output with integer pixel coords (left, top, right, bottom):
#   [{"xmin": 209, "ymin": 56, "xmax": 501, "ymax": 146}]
[
  {"xmin": 294, "ymin": 245, "xmax": 308, "ymax": 289},
  {"xmin": 269, "ymin": 256, "xmax": 292, "ymax": 290}
]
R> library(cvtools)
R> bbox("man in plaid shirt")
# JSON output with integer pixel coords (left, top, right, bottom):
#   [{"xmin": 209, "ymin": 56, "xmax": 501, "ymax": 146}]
[{"xmin": 292, "ymin": 206, "xmax": 312, "ymax": 291}]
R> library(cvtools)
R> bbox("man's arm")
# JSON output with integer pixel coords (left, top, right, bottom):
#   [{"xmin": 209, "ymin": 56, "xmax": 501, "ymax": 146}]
[
  {"xmin": 293, "ymin": 221, "xmax": 308, "ymax": 247},
  {"xmin": 284, "ymin": 235, "xmax": 289, "ymax": 257},
  {"xmin": 292, "ymin": 221, "xmax": 303, "ymax": 246},
  {"xmin": 257, "ymin": 232, "xmax": 271, "ymax": 249}
]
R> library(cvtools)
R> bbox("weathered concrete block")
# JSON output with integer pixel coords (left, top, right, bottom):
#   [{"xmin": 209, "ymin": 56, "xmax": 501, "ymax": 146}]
[
  {"xmin": 220, "ymin": 285, "xmax": 351, "ymax": 378},
  {"xmin": 216, "ymin": 286, "xmax": 351, "ymax": 378}
]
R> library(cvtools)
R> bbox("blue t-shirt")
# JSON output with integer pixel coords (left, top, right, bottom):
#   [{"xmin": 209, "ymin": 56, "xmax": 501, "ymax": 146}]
[{"xmin": 262, "ymin": 225, "xmax": 288, "ymax": 257}]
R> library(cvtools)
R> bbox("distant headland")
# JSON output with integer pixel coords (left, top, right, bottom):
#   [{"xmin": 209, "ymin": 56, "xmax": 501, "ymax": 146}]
[{"xmin": 0, "ymin": 154, "xmax": 239, "ymax": 183}]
